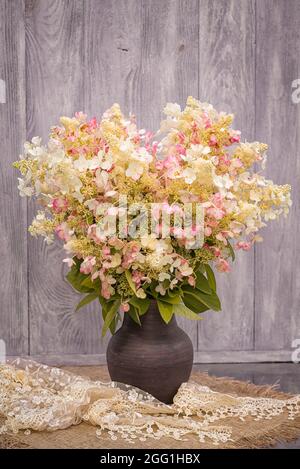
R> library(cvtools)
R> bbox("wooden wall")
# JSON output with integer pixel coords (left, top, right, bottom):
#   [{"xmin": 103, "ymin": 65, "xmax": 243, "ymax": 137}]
[{"xmin": 0, "ymin": 0, "xmax": 299, "ymax": 364}]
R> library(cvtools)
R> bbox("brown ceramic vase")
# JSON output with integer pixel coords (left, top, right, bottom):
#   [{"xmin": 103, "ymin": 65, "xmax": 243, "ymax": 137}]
[{"xmin": 106, "ymin": 299, "xmax": 193, "ymax": 403}]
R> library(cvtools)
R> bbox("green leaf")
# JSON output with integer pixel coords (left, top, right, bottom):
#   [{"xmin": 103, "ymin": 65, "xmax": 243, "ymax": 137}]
[
  {"xmin": 75, "ymin": 291, "xmax": 99, "ymax": 311},
  {"xmin": 182, "ymin": 292, "xmax": 209, "ymax": 314},
  {"xmin": 66, "ymin": 263, "xmax": 93, "ymax": 294},
  {"xmin": 195, "ymin": 272, "xmax": 212, "ymax": 294},
  {"xmin": 148, "ymin": 282, "xmax": 158, "ymax": 298},
  {"xmin": 81, "ymin": 276, "xmax": 100, "ymax": 291},
  {"xmin": 227, "ymin": 241, "xmax": 235, "ymax": 261},
  {"xmin": 196, "ymin": 263, "xmax": 205, "ymax": 274},
  {"xmin": 183, "ymin": 285, "xmax": 221, "ymax": 311},
  {"xmin": 204, "ymin": 264, "xmax": 216, "ymax": 292},
  {"xmin": 173, "ymin": 303, "xmax": 203, "ymax": 320},
  {"xmin": 128, "ymin": 305, "xmax": 141, "ymax": 325},
  {"xmin": 129, "ymin": 296, "xmax": 150, "ymax": 316},
  {"xmin": 168, "ymin": 287, "xmax": 183, "ymax": 298},
  {"xmin": 157, "ymin": 293, "xmax": 181, "ymax": 305},
  {"xmin": 99, "ymin": 294, "xmax": 120, "ymax": 312},
  {"xmin": 99, "ymin": 297, "xmax": 121, "ymax": 335},
  {"xmin": 108, "ymin": 313, "xmax": 120, "ymax": 335},
  {"xmin": 99, "ymin": 299, "xmax": 107, "ymax": 326},
  {"xmin": 157, "ymin": 300, "xmax": 174, "ymax": 324},
  {"xmin": 102, "ymin": 299, "xmax": 121, "ymax": 337},
  {"xmin": 125, "ymin": 270, "xmax": 137, "ymax": 294},
  {"xmin": 195, "ymin": 289, "xmax": 221, "ymax": 311}
]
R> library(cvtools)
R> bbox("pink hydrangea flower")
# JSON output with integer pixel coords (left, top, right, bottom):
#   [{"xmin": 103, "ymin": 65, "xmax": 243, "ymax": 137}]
[
  {"xmin": 52, "ymin": 198, "xmax": 68, "ymax": 214},
  {"xmin": 80, "ymin": 256, "xmax": 96, "ymax": 274},
  {"xmin": 209, "ymin": 134, "xmax": 218, "ymax": 146},
  {"xmin": 120, "ymin": 303, "xmax": 130, "ymax": 313},
  {"xmin": 216, "ymin": 258, "xmax": 231, "ymax": 273},
  {"xmin": 236, "ymin": 241, "xmax": 252, "ymax": 251},
  {"xmin": 188, "ymin": 276, "xmax": 196, "ymax": 287},
  {"xmin": 55, "ymin": 223, "xmax": 72, "ymax": 241}
]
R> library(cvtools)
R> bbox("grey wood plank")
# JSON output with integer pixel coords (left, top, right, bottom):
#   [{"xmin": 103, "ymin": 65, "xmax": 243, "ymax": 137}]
[
  {"xmin": 82, "ymin": 0, "xmax": 142, "ymax": 119},
  {"xmin": 196, "ymin": 362, "xmax": 300, "ymax": 398},
  {"xmin": 26, "ymin": 0, "xmax": 200, "ymax": 355},
  {"xmin": 7, "ymin": 348, "xmax": 294, "ymax": 366},
  {"xmin": 254, "ymin": 0, "xmax": 300, "ymax": 350},
  {"xmin": 25, "ymin": 0, "xmax": 104, "ymax": 355},
  {"xmin": 23, "ymin": 0, "xmax": 299, "ymax": 361},
  {"xmin": 132, "ymin": 0, "xmax": 199, "ymax": 131},
  {"xmin": 0, "ymin": 0, "xmax": 28, "ymax": 355},
  {"xmin": 127, "ymin": 0, "xmax": 199, "ymax": 344},
  {"xmin": 193, "ymin": 363, "xmax": 254, "ymax": 383},
  {"xmin": 80, "ymin": 0, "xmax": 200, "ymax": 347},
  {"xmin": 194, "ymin": 349, "xmax": 294, "ymax": 363},
  {"xmin": 197, "ymin": 0, "xmax": 256, "ymax": 351}
]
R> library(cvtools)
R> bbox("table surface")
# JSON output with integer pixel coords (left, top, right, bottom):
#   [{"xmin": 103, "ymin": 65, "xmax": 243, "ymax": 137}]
[
  {"xmin": 2, "ymin": 362, "xmax": 300, "ymax": 449},
  {"xmin": 63, "ymin": 362, "xmax": 300, "ymax": 450},
  {"xmin": 193, "ymin": 363, "xmax": 300, "ymax": 449}
]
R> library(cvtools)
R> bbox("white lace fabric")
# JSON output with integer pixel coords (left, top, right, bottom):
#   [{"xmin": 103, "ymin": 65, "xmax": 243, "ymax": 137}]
[{"xmin": 0, "ymin": 359, "xmax": 299, "ymax": 445}]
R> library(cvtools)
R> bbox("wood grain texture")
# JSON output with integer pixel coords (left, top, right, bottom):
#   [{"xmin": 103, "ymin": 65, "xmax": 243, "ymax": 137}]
[
  {"xmin": 197, "ymin": 0, "xmax": 256, "ymax": 351},
  {"xmin": 25, "ymin": 0, "xmax": 200, "ymax": 355},
  {"xmin": 0, "ymin": 0, "xmax": 28, "ymax": 354},
  {"xmin": 1, "ymin": 0, "xmax": 298, "ymax": 362},
  {"xmin": 130, "ymin": 0, "xmax": 200, "ymax": 343},
  {"xmin": 82, "ymin": 0, "xmax": 199, "ymax": 345},
  {"xmin": 25, "ymin": 0, "xmax": 105, "ymax": 355},
  {"xmin": 132, "ymin": 0, "xmax": 199, "ymax": 131},
  {"xmin": 254, "ymin": 0, "xmax": 300, "ymax": 350},
  {"xmin": 7, "ymin": 348, "xmax": 292, "ymax": 366}
]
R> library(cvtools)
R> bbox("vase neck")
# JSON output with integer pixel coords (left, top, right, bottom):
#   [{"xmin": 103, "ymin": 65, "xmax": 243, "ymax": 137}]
[{"xmin": 123, "ymin": 299, "xmax": 177, "ymax": 330}]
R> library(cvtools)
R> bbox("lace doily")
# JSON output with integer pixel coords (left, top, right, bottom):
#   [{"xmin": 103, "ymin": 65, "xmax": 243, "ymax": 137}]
[{"xmin": 0, "ymin": 359, "xmax": 299, "ymax": 446}]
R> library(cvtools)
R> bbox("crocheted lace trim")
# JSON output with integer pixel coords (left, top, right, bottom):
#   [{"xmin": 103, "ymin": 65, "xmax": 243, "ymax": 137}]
[{"xmin": 0, "ymin": 359, "xmax": 299, "ymax": 445}]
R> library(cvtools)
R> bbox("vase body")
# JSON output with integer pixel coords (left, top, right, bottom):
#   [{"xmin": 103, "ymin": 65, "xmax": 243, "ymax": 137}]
[{"xmin": 106, "ymin": 300, "xmax": 194, "ymax": 403}]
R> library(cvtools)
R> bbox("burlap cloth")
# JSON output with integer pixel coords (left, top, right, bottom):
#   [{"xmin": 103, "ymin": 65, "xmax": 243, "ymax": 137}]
[{"xmin": 1, "ymin": 365, "xmax": 300, "ymax": 449}]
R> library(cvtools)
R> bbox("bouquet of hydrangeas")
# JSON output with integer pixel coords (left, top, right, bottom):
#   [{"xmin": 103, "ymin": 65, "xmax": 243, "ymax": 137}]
[{"xmin": 14, "ymin": 97, "xmax": 291, "ymax": 335}]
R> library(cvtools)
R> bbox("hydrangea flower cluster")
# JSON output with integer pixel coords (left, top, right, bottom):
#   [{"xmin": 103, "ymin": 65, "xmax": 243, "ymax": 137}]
[{"xmin": 14, "ymin": 97, "xmax": 291, "ymax": 334}]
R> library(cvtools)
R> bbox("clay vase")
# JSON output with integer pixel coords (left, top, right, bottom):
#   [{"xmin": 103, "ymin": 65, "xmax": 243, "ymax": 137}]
[{"xmin": 106, "ymin": 299, "xmax": 193, "ymax": 403}]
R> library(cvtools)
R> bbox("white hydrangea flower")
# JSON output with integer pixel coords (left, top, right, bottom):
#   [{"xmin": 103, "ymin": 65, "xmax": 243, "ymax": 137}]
[
  {"xmin": 158, "ymin": 272, "xmax": 171, "ymax": 282},
  {"xmin": 73, "ymin": 154, "xmax": 91, "ymax": 171},
  {"xmin": 18, "ymin": 181, "xmax": 34, "ymax": 197},
  {"xmin": 125, "ymin": 161, "xmax": 144, "ymax": 180},
  {"xmin": 163, "ymin": 102, "xmax": 181, "ymax": 117},
  {"xmin": 182, "ymin": 167, "xmax": 196, "ymax": 184}
]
